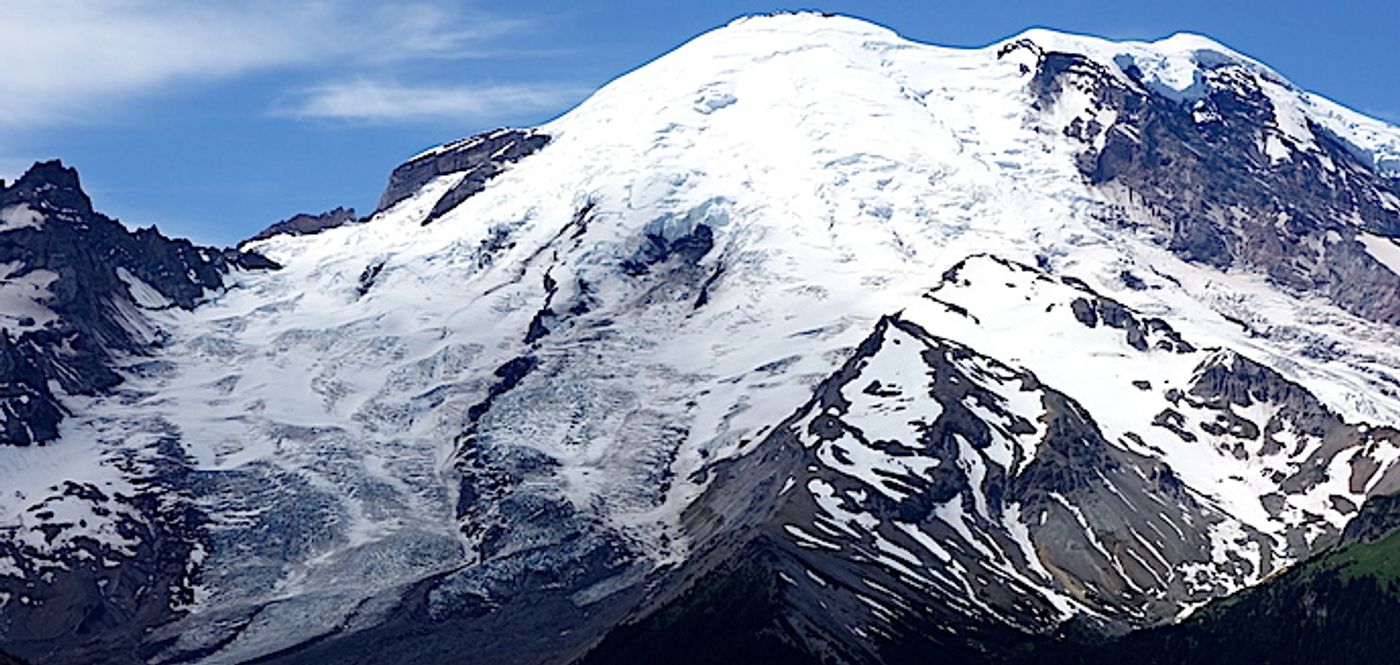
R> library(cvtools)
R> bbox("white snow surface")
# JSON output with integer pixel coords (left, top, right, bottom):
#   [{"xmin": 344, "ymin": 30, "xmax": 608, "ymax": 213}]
[
  {"xmin": 115, "ymin": 267, "xmax": 175, "ymax": 310},
  {"xmin": 0, "ymin": 263, "xmax": 58, "ymax": 334},
  {"xmin": 5, "ymin": 12, "xmax": 1400, "ymax": 660},
  {"xmin": 1305, "ymin": 93, "xmax": 1400, "ymax": 177},
  {"xmin": 0, "ymin": 205, "xmax": 43, "ymax": 233},
  {"xmin": 1359, "ymin": 233, "xmax": 1400, "ymax": 276}
]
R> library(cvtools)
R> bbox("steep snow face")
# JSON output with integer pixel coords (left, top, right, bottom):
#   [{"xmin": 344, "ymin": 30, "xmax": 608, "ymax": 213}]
[
  {"xmin": 1305, "ymin": 93, "xmax": 1400, "ymax": 177},
  {"xmin": 6, "ymin": 12, "xmax": 1400, "ymax": 664},
  {"xmin": 1011, "ymin": 27, "xmax": 1400, "ymax": 176},
  {"xmin": 1014, "ymin": 30, "xmax": 1255, "ymax": 101}
]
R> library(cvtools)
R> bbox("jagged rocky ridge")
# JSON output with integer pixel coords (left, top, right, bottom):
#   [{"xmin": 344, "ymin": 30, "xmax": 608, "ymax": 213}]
[
  {"xmin": 1006, "ymin": 37, "xmax": 1400, "ymax": 324},
  {"xmin": 0, "ymin": 161, "xmax": 277, "ymax": 664},
  {"xmin": 5, "ymin": 13, "xmax": 1400, "ymax": 665},
  {"xmin": 582, "ymin": 255, "xmax": 1400, "ymax": 663},
  {"xmin": 0, "ymin": 161, "xmax": 274, "ymax": 446},
  {"xmin": 246, "ymin": 207, "xmax": 360, "ymax": 244}
]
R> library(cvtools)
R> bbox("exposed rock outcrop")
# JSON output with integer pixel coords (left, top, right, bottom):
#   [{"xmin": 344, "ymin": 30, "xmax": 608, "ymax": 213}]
[
  {"xmin": 246, "ymin": 206, "xmax": 359, "ymax": 244},
  {"xmin": 1009, "ymin": 39, "xmax": 1400, "ymax": 324},
  {"xmin": 375, "ymin": 128, "xmax": 550, "ymax": 221},
  {"xmin": 0, "ymin": 161, "xmax": 275, "ymax": 445}
]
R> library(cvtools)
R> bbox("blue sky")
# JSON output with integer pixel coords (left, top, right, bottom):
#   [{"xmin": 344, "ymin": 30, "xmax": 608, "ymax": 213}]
[{"xmin": 4, "ymin": 0, "xmax": 1398, "ymax": 246}]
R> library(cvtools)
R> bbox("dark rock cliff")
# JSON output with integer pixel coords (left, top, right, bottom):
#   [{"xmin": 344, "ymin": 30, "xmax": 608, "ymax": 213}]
[
  {"xmin": 1008, "ymin": 39, "xmax": 1400, "ymax": 324},
  {"xmin": 246, "ymin": 206, "xmax": 359, "ymax": 244},
  {"xmin": 375, "ymin": 129, "xmax": 550, "ymax": 223}
]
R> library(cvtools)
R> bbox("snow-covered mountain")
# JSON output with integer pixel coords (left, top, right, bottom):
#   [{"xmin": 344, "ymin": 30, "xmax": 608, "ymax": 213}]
[{"xmin": 5, "ymin": 12, "xmax": 1400, "ymax": 665}]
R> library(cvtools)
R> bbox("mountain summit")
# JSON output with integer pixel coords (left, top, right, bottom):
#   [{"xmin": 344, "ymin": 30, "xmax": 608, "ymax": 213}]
[{"xmin": 4, "ymin": 13, "xmax": 1400, "ymax": 665}]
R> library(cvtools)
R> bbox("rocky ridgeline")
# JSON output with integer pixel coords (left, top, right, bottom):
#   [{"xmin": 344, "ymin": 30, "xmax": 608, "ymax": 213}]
[
  {"xmin": 0, "ymin": 161, "xmax": 275, "ymax": 445},
  {"xmin": 375, "ymin": 128, "xmax": 550, "ymax": 224},
  {"xmin": 245, "ymin": 206, "xmax": 360, "ymax": 244},
  {"xmin": 1006, "ymin": 39, "xmax": 1400, "ymax": 324}
]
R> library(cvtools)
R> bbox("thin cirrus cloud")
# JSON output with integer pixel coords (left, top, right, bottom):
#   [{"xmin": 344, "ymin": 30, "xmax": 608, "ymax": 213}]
[
  {"xmin": 0, "ymin": 0, "xmax": 562, "ymax": 129},
  {"xmin": 275, "ymin": 80, "xmax": 589, "ymax": 123}
]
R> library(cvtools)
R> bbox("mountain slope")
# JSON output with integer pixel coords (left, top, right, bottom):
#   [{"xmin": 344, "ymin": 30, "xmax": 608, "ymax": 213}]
[
  {"xmin": 4, "ymin": 12, "xmax": 1400, "ymax": 665},
  {"xmin": 583, "ymin": 493, "xmax": 1400, "ymax": 665},
  {"xmin": 1027, "ymin": 493, "xmax": 1400, "ymax": 664},
  {"xmin": 0, "ymin": 161, "xmax": 273, "ymax": 447},
  {"xmin": 0, "ymin": 162, "xmax": 275, "ymax": 663}
]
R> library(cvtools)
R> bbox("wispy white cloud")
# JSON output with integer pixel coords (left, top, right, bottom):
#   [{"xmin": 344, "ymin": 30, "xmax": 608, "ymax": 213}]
[
  {"xmin": 0, "ymin": 0, "xmax": 545, "ymax": 128},
  {"xmin": 274, "ymin": 79, "xmax": 587, "ymax": 123},
  {"xmin": 357, "ymin": 3, "xmax": 532, "ymax": 62}
]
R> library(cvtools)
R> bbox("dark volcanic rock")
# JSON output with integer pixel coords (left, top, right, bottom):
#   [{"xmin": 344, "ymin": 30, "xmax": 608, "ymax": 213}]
[
  {"xmin": 0, "ymin": 160, "xmax": 276, "ymax": 445},
  {"xmin": 0, "ymin": 331, "xmax": 64, "ymax": 446},
  {"xmin": 1340, "ymin": 492, "xmax": 1400, "ymax": 546},
  {"xmin": 1030, "ymin": 517, "xmax": 1400, "ymax": 665},
  {"xmin": 0, "ymin": 161, "xmax": 260, "ymax": 661},
  {"xmin": 246, "ymin": 206, "xmax": 359, "ymax": 243},
  {"xmin": 375, "ymin": 129, "xmax": 550, "ymax": 221},
  {"xmin": 0, "ymin": 429, "xmax": 209, "ymax": 665},
  {"xmin": 620, "ymin": 224, "xmax": 715, "ymax": 276},
  {"xmin": 1007, "ymin": 39, "xmax": 1400, "ymax": 324},
  {"xmin": 1169, "ymin": 349, "xmax": 1400, "ymax": 551}
]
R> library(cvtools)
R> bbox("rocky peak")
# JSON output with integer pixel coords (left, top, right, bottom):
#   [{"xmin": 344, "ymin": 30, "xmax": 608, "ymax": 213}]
[
  {"xmin": 2, "ymin": 160, "xmax": 94, "ymax": 217},
  {"xmin": 0, "ymin": 160, "xmax": 277, "ymax": 445},
  {"xmin": 246, "ymin": 206, "xmax": 360, "ymax": 244}
]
